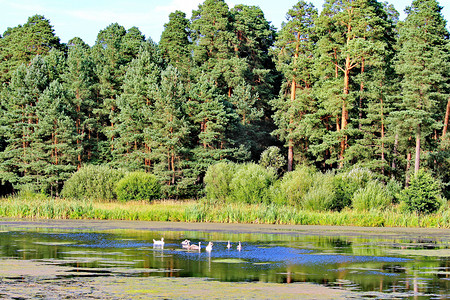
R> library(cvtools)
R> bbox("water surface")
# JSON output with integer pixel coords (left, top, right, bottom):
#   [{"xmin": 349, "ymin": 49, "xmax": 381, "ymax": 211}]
[{"xmin": 0, "ymin": 220, "xmax": 449, "ymax": 299}]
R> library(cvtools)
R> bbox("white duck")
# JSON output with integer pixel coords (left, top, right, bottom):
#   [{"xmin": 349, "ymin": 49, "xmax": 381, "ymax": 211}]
[
  {"xmin": 206, "ymin": 242, "xmax": 213, "ymax": 252},
  {"xmin": 226, "ymin": 241, "xmax": 232, "ymax": 249},
  {"xmin": 237, "ymin": 241, "xmax": 242, "ymax": 251},
  {"xmin": 188, "ymin": 242, "xmax": 201, "ymax": 251},
  {"xmin": 153, "ymin": 237, "xmax": 164, "ymax": 247}
]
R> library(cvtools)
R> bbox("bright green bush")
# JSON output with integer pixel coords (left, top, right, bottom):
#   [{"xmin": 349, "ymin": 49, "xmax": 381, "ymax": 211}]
[
  {"xmin": 400, "ymin": 170, "xmax": 443, "ymax": 214},
  {"xmin": 259, "ymin": 146, "xmax": 286, "ymax": 173},
  {"xmin": 332, "ymin": 167, "xmax": 374, "ymax": 211},
  {"xmin": 115, "ymin": 172, "xmax": 161, "ymax": 202},
  {"xmin": 303, "ymin": 172, "xmax": 336, "ymax": 211},
  {"xmin": 229, "ymin": 163, "xmax": 277, "ymax": 204},
  {"xmin": 352, "ymin": 180, "xmax": 392, "ymax": 211},
  {"xmin": 61, "ymin": 165, "xmax": 126, "ymax": 200},
  {"xmin": 272, "ymin": 165, "xmax": 316, "ymax": 206},
  {"xmin": 204, "ymin": 162, "xmax": 237, "ymax": 202}
]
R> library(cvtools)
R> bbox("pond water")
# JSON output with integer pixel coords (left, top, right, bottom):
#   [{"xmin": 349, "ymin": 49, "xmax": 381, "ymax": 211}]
[{"xmin": 0, "ymin": 220, "xmax": 449, "ymax": 299}]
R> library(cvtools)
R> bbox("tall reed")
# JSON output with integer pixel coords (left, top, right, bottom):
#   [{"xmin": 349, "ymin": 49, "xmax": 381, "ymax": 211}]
[{"xmin": 0, "ymin": 196, "xmax": 449, "ymax": 228}]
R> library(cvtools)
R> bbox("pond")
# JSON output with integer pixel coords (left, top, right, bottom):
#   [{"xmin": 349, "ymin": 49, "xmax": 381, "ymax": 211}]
[{"xmin": 0, "ymin": 219, "xmax": 449, "ymax": 299}]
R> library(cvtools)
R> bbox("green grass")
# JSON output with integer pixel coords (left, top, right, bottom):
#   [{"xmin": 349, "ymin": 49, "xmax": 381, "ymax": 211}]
[{"xmin": 0, "ymin": 195, "xmax": 449, "ymax": 228}]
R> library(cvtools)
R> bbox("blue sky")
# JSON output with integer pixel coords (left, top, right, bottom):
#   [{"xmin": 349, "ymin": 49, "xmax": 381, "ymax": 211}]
[{"xmin": 1, "ymin": 0, "xmax": 449, "ymax": 46}]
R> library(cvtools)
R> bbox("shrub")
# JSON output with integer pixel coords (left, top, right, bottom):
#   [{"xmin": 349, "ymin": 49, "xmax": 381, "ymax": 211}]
[
  {"xmin": 386, "ymin": 179, "xmax": 403, "ymax": 204},
  {"xmin": 204, "ymin": 162, "xmax": 237, "ymax": 202},
  {"xmin": 115, "ymin": 172, "xmax": 161, "ymax": 202},
  {"xmin": 303, "ymin": 172, "xmax": 336, "ymax": 211},
  {"xmin": 273, "ymin": 165, "xmax": 316, "ymax": 206},
  {"xmin": 400, "ymin": 170, "xmax": 443, "ymax": 214},
  {"xmin": 229, "ymin": 163, "xmax": 277, "ymax": 204},
  {"xmin": 333, "ymin": 167, "xmax": 374, "ymax": 211},
  {"xmin": 259, "ymin": 146, "xmax": 286, "ymax": 173},
  {"xmin": 352, "ymin": 180, "xmax": 392, "ymax": 211},
  {"xmin": 61, "ymin": 165, "xmax": 126, "ymax": 200}
]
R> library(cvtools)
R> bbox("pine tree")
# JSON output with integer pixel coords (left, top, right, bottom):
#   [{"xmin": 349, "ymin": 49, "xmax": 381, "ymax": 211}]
[
  {"xmin": 159, "ymin": 11, "xmax": 192, "ymax": 77},
  {"xmin": 343, "ymin": 1, "xmax": 399, "ymax": 177},
  {"xmin": 230, "ymin": 4, "xmax": 277, "ymax": 103},
  {"xmin": 186, "ymin": 73, "xmax": 240, "ymax": 177},
  {"xmin": 146, "ymin": 67, "xmax": 191, "ymax": 196},
  {"xmin": 391, "ymin": 0, "xmax": 450, "ymax": 181},
  {"xmin": 0, "ymin": 15, "xmax": 61, "ymax": 85},
  {"xmin": 314, "ymin": 0, "xmax": 396, "ymax": 169},
  {"xmin": 271, "ymin": 1, "xmax": 318, "ymax": 171},
  {"xmin": 0, "ymin": 56, "xmax": 49, "ymax": 191},
  {"xmin": 62, "ymin": 37, "xmax": 97, "ymax": 167},
  {"xmin": 35, "ymin": 81, "xmax": 78, "ymax": 196},
  {"xmin": 112, "ymin": 49, "xmax": 161, "ymax": 170},
  {"xmin": 91, "ymin": 24, "xmax": 146, "ymax": 161}
]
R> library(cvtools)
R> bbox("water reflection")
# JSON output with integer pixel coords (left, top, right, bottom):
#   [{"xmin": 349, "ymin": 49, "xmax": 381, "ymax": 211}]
[{"xmin": 0, "ymin": 226, "xmax": 449, "ymax": 299}]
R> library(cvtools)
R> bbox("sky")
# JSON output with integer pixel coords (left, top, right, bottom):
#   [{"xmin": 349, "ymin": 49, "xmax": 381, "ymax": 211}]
[{"xmin": 1, "ymin": 0, "xmax": 449, "ymax": 46}]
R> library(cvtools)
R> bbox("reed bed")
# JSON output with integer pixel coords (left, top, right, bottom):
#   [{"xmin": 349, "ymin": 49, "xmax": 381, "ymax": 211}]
[{"xmin": 0, "ymin": 196, "xmax": 449, "ymax": 228}]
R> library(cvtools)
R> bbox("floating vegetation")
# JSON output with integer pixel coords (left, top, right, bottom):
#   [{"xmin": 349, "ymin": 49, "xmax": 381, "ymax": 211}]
[
  {"xmin": 212, "ymin": 258, "xmax": 248, "ymax": 264},
  {"xmin": 387, "ymin": 249, "xmax": 450, "ymax": 257}
]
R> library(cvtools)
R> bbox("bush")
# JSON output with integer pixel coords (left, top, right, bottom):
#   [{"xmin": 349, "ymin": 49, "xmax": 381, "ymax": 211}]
[
  {"xmin": 272, "ymin": 165, "xmax": 316, "ymax": 206},
  {"xmin": 259, "ymin": 146, "xmax": 286, "ymax": 173},
  {"xmin": 303, "ymin": 172, "xmax": 336, "ymax": 211},
  {"xmin": 229, "ymin": 163, "xmax": 277, "ymax": 204},
  {"xmin": 115, "ymin": 172, "xmax": 161, "ymax": 202},
  {"xmin": 400, "ymin": 170, "xmax": 443, "ymax": 214},
  {"xmin": 204, "ymin": 162, "xmax": 237, "ymax": 202},
  {"xmin": 352, "ymin": 180, "xmax": 392, "ymax": 211},
  {"xmin": 333, "ymin": 167, "xmax": 374, "ymax": 211},
  {"xmin": 61, "ymin": 165, "xmax": 126, "ymax": 200}
]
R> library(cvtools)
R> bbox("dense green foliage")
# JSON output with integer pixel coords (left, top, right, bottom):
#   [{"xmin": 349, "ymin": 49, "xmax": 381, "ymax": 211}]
[
  {"xmin": 0, "ymin": 0, "xmax": 449, "ymax": 212},
  {"xmin": 400, "ymin": 170, "xmax": 444, "ymax": 214},
  {"xmin": 61, "ymin": 165, "xmax": 126, "ymax": 200},
  {"xmin": 115, "ymin": 172, "xmax": 161, "ymax": 202}
]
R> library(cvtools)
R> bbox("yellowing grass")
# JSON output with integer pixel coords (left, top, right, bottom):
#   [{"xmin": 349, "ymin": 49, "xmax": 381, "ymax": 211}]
[{"xmin": 0, "ymin": 196, "xmax": 449, "ymax": 228}]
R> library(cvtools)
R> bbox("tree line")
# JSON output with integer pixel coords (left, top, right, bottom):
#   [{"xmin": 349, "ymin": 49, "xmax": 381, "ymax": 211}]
[{"xmin": 0, "ymin": 0, "xmax": 449, "ymax": 199}]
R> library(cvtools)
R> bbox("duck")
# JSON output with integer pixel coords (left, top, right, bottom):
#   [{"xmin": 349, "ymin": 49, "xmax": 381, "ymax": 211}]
[
  {"xmin": 181, "ymin": 239, "xmax": 190, "ymax": 248},
  {"xmin": 237, "ymin": 241, "xmax": 242, "ymax": 251},
  {"xmin": 226, "ymin": 241, "xmax": 232, "ymax": 249},
  {"xmin": 188, "ymin": 242, "xmax": 201, "ymax": 251},
  {"xmin": 206, "ymin": 242, "xmax": 213, "ymax": 252},
  {"xmin": 153, "ymin": 237, "xmax": 164, "ymax": 247}
]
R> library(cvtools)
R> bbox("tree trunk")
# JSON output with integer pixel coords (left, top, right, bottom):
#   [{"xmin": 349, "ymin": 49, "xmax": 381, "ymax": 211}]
[
  {"xmin": 414, "ymin": 124, "xmax": 421, "ymax": 174},
  {"xmin": 359, "ymin": 58, "xmax": 365, "ymax": 131},
  {"xmin": 339, "ymin": 67, "xmax": 350, "ymax": 169},
  {"xmin": 391, "ymin": 134, "xmax": 399, "ymax": 171},
  {"xmin": 288, "ymin": 77, "xmax": 296, "ymax": 172},
  {"xmin": 380, "ymin": 96, "xmax": 385, "ymax": 176},
  {"xmin": 443, "ymin": 97, "xmax": 450, "ymax": 138},
  {"xmin": 405, "ymin": 151, "xmax": 412, "ymax": 187}
]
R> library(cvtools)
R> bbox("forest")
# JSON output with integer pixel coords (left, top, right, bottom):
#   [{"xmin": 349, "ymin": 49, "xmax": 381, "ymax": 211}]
[{"xmin": 0, "ymin": 0, "xmax": 449, "ymax": 216}]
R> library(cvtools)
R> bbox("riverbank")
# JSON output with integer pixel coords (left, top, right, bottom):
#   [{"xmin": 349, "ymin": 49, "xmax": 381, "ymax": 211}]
[{"xmin": 0, "ymin": 196, "xmax": 449, "ymax": 228}]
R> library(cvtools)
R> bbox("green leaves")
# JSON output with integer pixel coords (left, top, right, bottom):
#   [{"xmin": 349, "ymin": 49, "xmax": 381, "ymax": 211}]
[{"xmin": 400, "ymin": 170, "xmax": 443, "ymax": 214}]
